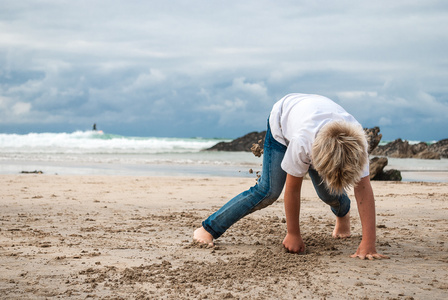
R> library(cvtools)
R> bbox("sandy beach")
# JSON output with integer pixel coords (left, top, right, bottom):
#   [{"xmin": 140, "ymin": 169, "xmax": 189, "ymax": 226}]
[{"xmin": 1, "ymin": 174, "xmax": 447, "ymax": 299}]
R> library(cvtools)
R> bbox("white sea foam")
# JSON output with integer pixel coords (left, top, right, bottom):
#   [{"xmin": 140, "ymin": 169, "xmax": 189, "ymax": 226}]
[
  {"xmin": 0, "ymin": 131, "xmax": 262, "ymax": 177},
  {"xmin": 0, "ymin": 131, "xmax": 226, "ymax": 154},
  {"xmin": 379, "ymin": 139, "xmax": 437, "ymax": 146}
]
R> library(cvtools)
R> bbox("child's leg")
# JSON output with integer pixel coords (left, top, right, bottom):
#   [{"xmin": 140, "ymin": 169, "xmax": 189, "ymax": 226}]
[
  {"xmin": 195, "ymin": 122, "xmax": 287, "ymax": 243},
  {"xmin": 308, "ymin": 167, "xmax": 351, "ymax": 238}
]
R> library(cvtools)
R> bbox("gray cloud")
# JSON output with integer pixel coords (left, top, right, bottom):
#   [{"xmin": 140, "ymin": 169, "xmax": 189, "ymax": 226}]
[{"xmin": 1, "ymin": 0, "xmax": 447, "ymax": 140}]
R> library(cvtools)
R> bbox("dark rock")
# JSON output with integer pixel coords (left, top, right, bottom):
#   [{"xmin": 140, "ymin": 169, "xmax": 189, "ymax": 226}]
[
  {"xmin": 371, "ymin": 139, "xmax": 440, "ymax": 159},
  {"xmin": 371, "ymin": 139, "xmax": 413, "ymax": 158},
  {"xmin": 369, "ymin": 157, "xmax": 388, "ymax": 180},
  {"xmin": 206, "ymin": 131, "xmax": 266, "ymax": 152},
  {"xmin": 207, "ymin": 126, "xmax": 382, "ymax": 153},
  {"xmin": 373, "ymin": 169, "xmax": 402, "ymax": 181},
  {"xmin": 412, "ymin": 142, "xmax": 429, "ymax": 154},
  {"xmin": 415, "ymin": 150, "xmax": 441, "ymax": 160},
  {"xmin": 206, "ymin": 126, "xmax": 404, "ymax": 181},
  {"xmin": 428, "ymin": 139, "xmax": 448, "ymax": 158},
  {"xmin": 368, "ymin": 157, "xmax": 402, "ymax": 181},
  {"xmin": 364, "ymin": 127, "xmax": 401, "ymax": 181},
  {"xmin": 364, "ymin": 127, "xmax": 382, "ymax": 154},
  {"xmin": 369, "ymin": 156, "xmax": 402, "ymax": 181}
]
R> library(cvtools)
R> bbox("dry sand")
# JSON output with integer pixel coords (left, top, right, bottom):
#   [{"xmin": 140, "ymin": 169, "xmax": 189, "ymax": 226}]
[{"xmin": 0, "ymin": 174, "xmax": 447, "ymax": 299}]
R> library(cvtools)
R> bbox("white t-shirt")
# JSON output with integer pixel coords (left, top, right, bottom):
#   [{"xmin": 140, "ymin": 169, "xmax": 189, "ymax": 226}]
[{"xmin": 269, "ymin": 93, "xmax": 370, "ymax": 178}]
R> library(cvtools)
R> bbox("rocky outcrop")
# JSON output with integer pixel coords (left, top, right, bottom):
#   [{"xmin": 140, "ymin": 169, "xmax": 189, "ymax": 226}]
[
  {"xmin": 415, "ymin": 149, "xmax": 441, "ymax": 160},
  {"xmin": 364, "ymin": 128, "xmax": 402, "ymax": 181},
  {"xmin": 207, "ymin": 126, "xmax": 384, "ymax": 154},
  {"xmin": 373, "ymin": 169, "xmax": 402, "ymax": 181},
  {"xmin": 368, "ymin": 157, "xmax": 403, "ymax": 181},
  {"xmin": 369, "ymin": 157, "xmax": 388, "ymax": 180},
  {"xmin": 365, "ymin": 127, "xmax": 382, "ymax": 155},
  {"xmin": 428, "ymin": 139, "xmax": 448, "ymax": 158},
  {"xmin": 371, "ymin": 139, "xmax": 441, "ymax": 159},
  {"xmin": 206, "ymin": 127, "xmax": 405, "ymax": 181},
  {"xmin": 207, "ymin": 131, "xmax": 266, "ymax": 152}
]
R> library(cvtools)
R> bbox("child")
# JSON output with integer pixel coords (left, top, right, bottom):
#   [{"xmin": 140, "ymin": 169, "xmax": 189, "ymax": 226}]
[{"xmin": 194, "ymin": 93, "xmax": 389, "ymax": 260}]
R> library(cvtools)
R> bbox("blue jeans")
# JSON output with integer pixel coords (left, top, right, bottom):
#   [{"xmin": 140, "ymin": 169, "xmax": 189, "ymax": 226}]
[{"xmin": 202, "ymin": 121, "xmax": 351, "ymax": 239}]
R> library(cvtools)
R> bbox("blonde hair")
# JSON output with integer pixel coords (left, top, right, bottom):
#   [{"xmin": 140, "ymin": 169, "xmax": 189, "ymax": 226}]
[{"xmin": 312, "ymin": 121, "xmax": 368, "ymax": 195}]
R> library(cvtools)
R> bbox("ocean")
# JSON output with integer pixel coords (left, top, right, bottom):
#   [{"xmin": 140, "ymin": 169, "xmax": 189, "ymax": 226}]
[{"xmin": 1, "ymin": 131, "xmax": 447, "ymax": 182}]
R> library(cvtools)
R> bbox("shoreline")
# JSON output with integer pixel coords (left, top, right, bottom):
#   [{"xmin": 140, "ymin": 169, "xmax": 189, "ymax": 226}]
[
  {"xmin": 1, "ymin": 158, "xmax": 448, "ymax": 183},
  {"xmin": 395, "ymin": 170, "xmax": 448, "ymax": 183},
  {"xmin": 1, "ymin": 174, "xmax": 447, "ymax": 298}
]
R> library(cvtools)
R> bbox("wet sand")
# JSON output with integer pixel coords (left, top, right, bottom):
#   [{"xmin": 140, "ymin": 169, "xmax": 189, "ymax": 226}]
[{"xmin": 1, "ymin": 175, "xmax": 447, "ymax": 299}]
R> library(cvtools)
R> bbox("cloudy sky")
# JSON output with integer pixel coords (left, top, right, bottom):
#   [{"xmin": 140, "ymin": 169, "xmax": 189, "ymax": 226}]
[{"xmin": 1, "ymin": 1, "xmax": 447, "ymax": 141}]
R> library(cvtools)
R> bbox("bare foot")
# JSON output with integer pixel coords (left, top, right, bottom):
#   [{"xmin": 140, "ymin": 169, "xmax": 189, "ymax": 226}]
[
  {"xmin": 193, "ymin": 227, "xmax": 214, "ymax": 246},
  {"xmin": 332, "ymin": 212, "xmax": 351, "ymax": 238}
]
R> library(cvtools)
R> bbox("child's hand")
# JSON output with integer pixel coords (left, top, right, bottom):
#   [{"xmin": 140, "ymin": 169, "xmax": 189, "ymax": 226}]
[
  {"xmin": 282, "ymin": 233, "xmax": 305, "ymax": 254},
  {"xmin": 350, "ymin": 242, "xmax": 390, "ymax": 260}
]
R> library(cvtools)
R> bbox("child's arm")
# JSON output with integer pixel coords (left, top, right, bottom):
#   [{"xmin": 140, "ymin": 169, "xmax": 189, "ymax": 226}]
[
  {"xmin": 282, "ymin": 174, "xmax": 305, "ymax": 253},
  {"xmin": 351, "ymin": 176, "xmax": 389, "ymax": 260}
]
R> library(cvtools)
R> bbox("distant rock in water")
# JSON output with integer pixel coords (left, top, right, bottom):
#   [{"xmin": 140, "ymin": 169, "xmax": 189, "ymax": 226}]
[
  {"xmin": 371, "ymin": 138, "xmax": 442, "ymax": 159},
  {"xmin": 206, "ymin": 131, "xmax": 266, "ymax": 152}
]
